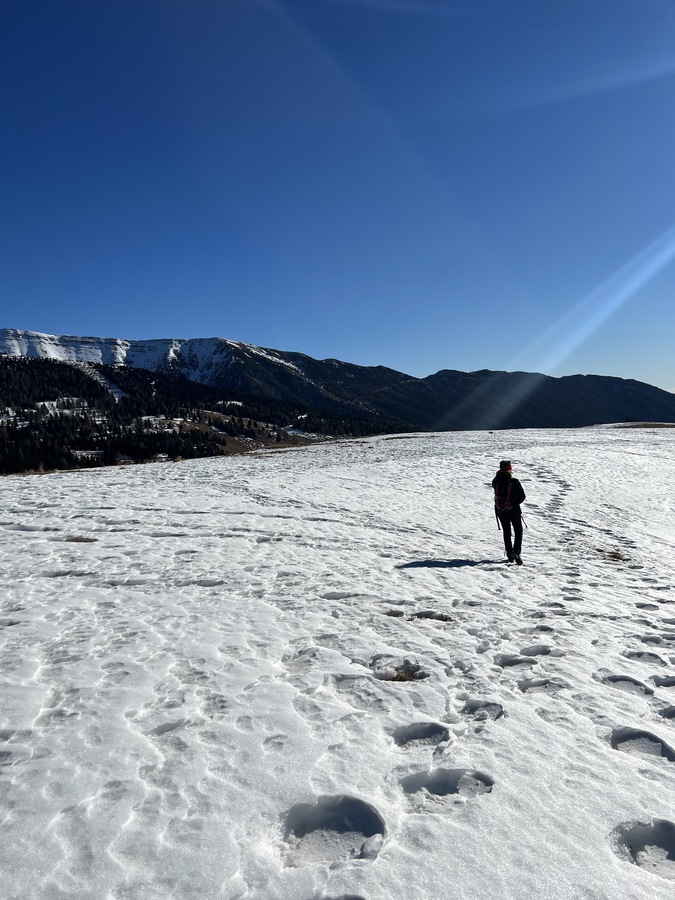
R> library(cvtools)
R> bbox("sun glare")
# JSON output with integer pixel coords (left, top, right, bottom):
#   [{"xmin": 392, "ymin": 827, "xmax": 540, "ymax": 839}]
[{"xmin": 512, "ymin": 221, "xmax": 675, "ymax": 376}]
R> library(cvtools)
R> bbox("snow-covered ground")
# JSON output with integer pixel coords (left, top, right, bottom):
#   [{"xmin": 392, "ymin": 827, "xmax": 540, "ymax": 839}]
[{"xmin": 1, "ymin": 428, "xmax": 674, "ymax": 900}]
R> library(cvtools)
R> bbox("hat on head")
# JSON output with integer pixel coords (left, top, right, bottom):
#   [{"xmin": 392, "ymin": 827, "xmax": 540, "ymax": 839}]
[{"xmin": 499, "ymin": 460, "xmax": 512, "ymax": 471}]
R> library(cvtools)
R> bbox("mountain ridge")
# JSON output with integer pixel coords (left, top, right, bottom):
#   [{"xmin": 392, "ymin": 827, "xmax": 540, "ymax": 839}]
[{"xmin": 2, "ymin": 327, "xmax": 675, "ymax": 430}]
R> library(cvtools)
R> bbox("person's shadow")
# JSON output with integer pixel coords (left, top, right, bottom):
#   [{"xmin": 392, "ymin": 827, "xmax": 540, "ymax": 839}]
[{"xmin": 397, "ymin": 558, "xmax": 500, "ymax": 570}]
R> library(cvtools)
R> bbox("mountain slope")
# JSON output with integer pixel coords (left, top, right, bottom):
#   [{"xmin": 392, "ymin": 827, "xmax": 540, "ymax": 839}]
[{"xmin": 2, "ymin": 327, "xmax": 675, "ymax": 429}]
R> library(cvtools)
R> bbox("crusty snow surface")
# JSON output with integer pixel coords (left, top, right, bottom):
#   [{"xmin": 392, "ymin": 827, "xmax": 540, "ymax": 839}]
[{"xmin": 1, "ymin": 429, "xmax": 674, "ymax": 900}]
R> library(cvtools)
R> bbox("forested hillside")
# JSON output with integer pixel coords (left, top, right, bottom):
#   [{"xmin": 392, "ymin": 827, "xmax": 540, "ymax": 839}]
[{"xmin": 0, "ymin": 357, "xmax": 411, "ymax": 474}]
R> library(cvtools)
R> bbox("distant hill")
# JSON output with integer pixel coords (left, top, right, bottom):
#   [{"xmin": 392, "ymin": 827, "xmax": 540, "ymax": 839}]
[{"xmin": 2, "ymin": 327, "xmax": 675, "ymax": 430}]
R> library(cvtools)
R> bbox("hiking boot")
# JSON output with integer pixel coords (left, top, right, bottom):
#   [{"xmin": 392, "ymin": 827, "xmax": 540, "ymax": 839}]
[
  {"xmin": 507, "ymin": 552, "xmax": 514, "ymax": 562},
  {"xmin": 514, "ymin": 555, "xmax": 523, "ymax": 566}
]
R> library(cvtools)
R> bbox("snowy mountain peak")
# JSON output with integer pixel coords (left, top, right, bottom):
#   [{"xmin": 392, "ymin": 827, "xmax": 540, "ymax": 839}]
[
  {"xmin": 0, "ymin": 329, "xmax": 238, "ymax": 382},
  {"xmin": 0, "ymin": 330, "xmax": 303, "ymax": 373},
  {"xmin": 0, "ymin": 328, "xmax": 132, "ymax": 366}
]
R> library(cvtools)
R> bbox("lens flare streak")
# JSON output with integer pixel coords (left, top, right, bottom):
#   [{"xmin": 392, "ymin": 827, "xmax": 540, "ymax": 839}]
[{"xmin": 514, "ymin": 222, "xmax": 675, "ymax": 375}]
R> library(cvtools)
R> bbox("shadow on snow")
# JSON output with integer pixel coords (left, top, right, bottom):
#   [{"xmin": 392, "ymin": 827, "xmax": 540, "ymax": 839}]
[{"xmin": 397, "ymin": 559, "xmax": 501, "ymax": 570}]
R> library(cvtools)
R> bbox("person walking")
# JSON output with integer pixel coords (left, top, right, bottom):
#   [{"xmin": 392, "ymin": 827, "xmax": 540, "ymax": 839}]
[{"xmin": 492, "ymin": 460, "xmax": 526, "ymax": 565}]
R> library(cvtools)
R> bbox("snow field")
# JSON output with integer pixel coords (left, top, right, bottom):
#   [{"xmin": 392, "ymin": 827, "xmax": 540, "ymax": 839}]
[{"xmin": 1, "ymin": 428, "xmax": 674, "ymax": 899}]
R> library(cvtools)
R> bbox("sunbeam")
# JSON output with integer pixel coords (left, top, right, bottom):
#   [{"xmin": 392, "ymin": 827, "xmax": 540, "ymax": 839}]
[
  {"xmin": 513, "ymin": 221, "xmax": 675, "ymax": 375},
  {"xmin": 437, "ymin": 222, "xmax": 675, "ymax": 431}
]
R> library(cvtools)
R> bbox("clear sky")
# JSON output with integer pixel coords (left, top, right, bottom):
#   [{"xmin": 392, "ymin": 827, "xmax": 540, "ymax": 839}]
[{"xmin": 2, "ymin": 0, "xmax": 674, "ymax": 390}]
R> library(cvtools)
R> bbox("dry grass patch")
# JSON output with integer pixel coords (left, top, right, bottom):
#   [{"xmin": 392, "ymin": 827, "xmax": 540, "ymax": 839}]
[
  {"xmin": 377, "ymin": 660, "xmax": 430, "ymax": 682},
  {"xmin": 595, "ymin": 547, "xmax": 629, "ymax": 562}
]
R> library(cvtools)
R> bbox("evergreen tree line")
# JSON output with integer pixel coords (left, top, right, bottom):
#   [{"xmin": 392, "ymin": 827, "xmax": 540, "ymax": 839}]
[
  {"xmin": 0, "ymin": 356, "xmax": 112, "ymax": 408},
  {"xmin": 0, "ymin": 420, "xmax": 223, "ymax": 475},
  {"xmin": 0, "ymin": 356, "xmax": 413, "ymax": 474}
]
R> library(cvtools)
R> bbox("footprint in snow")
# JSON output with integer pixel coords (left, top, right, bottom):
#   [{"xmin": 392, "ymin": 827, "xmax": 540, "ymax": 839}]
[
  {"xmin": 518, "ymin": 677, "xmax": 567, "ymax": 695},
  {"xmin": 610, "ymin": 727, "xmax": 675, "ymax": 762},
  {"xmin": 99, "ymin": 661, "xmax": 131, "ymax": 687},
  {"xmin": 494, "ymin": 653, "xmax": 536, "ymax": 669},
  {"xmin": 537, "ymin": 602, "xmax": 574, "ymax": 617},
  {"xmin": 411, "ymin": 610, "xmax": 452, "ymax": 623},
  {"xmin": 146, "ymin": 719, "xmax": 187, "ymax": 737},
  {"xmin": 329, "ymin": 675, "xmax": 391, "ymax": 713},
  {"xmin": 461, "ymin": 699, "xmax": 505, "ymax": 720},
  {"xmin": 263, "ymin": 734, "xmax": 287, "ymax": 752},
  {"xmin": 612, "ymin": 819, "xmax": 675, "ymax": 881},
  {"xmin": 535, "ymin": 706, "xmax": 575, "ymax": 725},
  {"xmin": 653, "ymin": 676, "xmax": 675, "ymax": 688},
  {"xmin": 400, "ymin": 768, "xmax": 494, "ymax": 810},
  {"xmin": 317, "ymin": 896, "xmax": 367, "ymax": 900},
  {"xmin": 369, "ymin": 656, "xmax": 431, "ymax": 682},
  {"xmin": 392, "ymin": 722, "xmax": 450, "ymax": 748},
  {"xmin": 199, "ymin": 691, "xmax": 230, "ymax": 717},
  {"xmin": 283, "ymin": 795, "xmax": 385, "ymax": 867},
  {"xmin": 639, "ymin": 633, "xmax": 675, "ymax": 645},
  {"xmin": 600, "ymin": 674, "xmax": 654, "ymax": 696},
  {"xmin": 519, "ymin": 644, "xmax": 559, "ymax": 657},
  {"xmin": 519, "ymin": 624, "xmax": 555, "ymax": 636},
  {"xmin": 623, "ymin": 650, "xmax": 667, "ymax": 666}
]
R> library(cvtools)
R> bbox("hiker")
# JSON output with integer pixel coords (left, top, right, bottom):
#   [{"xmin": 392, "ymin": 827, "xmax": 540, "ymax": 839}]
[{"xmin": 492, "ymin": 460, "xmax": 526, "ymax": 565}]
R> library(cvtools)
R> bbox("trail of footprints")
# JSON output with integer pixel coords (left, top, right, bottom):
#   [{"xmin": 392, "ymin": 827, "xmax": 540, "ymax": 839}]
[
  {"xmin": 275, "ymin": 640, "xmax": 501, "ymax": 880},
  {"xmin": 5, "ymin": 488, "xmax": 675, "ymax": 892},
  {"xmin": 275, "ymin": 584, "xmax": 675, "ymax": 892}
]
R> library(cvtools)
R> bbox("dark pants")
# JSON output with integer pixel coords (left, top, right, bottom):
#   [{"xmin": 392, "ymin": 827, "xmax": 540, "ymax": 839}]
[{"xmin": 498, "ymin": 511, "xmax": 522, "ymax": 557}]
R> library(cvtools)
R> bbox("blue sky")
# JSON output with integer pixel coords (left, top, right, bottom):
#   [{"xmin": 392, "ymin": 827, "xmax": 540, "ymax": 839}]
[{"xmin": 2, "ymin": 0, "xmax": 674, "ymax": 390}]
